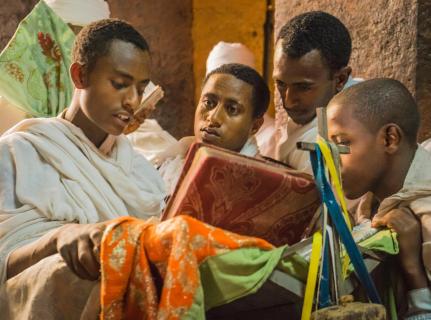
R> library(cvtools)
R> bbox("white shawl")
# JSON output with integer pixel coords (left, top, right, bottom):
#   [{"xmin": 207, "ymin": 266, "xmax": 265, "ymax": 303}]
[{"xmin": 0, "ymin": 117, "xmax": 166, "ymax": 283}]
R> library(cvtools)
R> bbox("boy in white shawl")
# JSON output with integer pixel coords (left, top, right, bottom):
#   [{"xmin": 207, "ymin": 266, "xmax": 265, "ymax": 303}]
[
  {"xmin": 327, "ymin": 78, "xmax": 431, "ymax": 317},
  {"xmin": 0, "ymin": 19, "xmax": 166, "ymax": 285}
]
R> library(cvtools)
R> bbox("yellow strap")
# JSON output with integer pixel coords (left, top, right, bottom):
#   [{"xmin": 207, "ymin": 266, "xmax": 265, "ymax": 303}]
[
  {"xmin": 301, "ymin": 231, "xmax": 323, "ymax": 320},
  {"xmin": 316, "ymin": 137, "xmax": 351, "ymax": 230},
  {"xmin": 316, "ymin": 137, "xmax": 351, "ymax": 277}
]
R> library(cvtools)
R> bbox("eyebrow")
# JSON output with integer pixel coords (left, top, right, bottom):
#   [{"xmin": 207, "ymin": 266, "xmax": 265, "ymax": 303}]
[
  {"xmin": 292, "ymin": 80, "xmax": 315, "ymax": 85},
  {"xmin": 272, "ymin": 77, "xmax": 315, "ymax": 85},
  {"xmin": 113, "ymin": 69, "xmax": 150, "ymax": 85},
  {"xmin": 203, "ymin": 92, "xmax": 242, "ymax": 105}
]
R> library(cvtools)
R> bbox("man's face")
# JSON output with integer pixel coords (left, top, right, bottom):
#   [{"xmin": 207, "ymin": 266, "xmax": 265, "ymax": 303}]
[
  {"xmin": 273, "ymin": 41, "xmax": 337, "ymax": 125},
  {"xmin": 79, "ymin": 39, "xmax": 150, "ymax": 136},
  {"xmin": 194, "ymin": 73, "xmax": 258, "ymax": 151},
  {"xmin": 327, "ymin": 101, "xmax": 386, "ymax": 199}
]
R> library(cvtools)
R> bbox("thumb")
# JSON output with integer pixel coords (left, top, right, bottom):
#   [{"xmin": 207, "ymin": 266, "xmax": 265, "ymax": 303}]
[{"xmin": 371, "ymin": 216, "xmax": 386, "ymax": 228}]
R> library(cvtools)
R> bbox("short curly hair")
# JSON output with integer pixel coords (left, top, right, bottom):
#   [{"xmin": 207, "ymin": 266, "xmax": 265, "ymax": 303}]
[
  {"xmin": 277, "ymin": 11, "xmax": 351, "ymax": 73},
  {"xmin": 72, "ymin": 19, "xmax": 149, "ymax": 73},
  {"xmin": 332, "ymin": 78, "xmax": 420, "ymax": 145},
  {"xmin": 203, "ymin": 63, "xmax": 270, "ymax": 119}
]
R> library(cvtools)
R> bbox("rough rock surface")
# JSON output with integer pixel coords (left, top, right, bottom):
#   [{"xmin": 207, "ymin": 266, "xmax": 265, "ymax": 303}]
[
  {"xmin": 274, "ymin": 0, "xmax": 431, "ymax": 140},
  {"xmin": 417, "ymin": 0, "xmax": 431, "ymax": 141},
  {"xmin": 0, "ymin": 0, "xmax": 39, "ymax": 50},
  {"xmin": 108, "ymin": 0, "xmax": 195, "ymax": 138}
]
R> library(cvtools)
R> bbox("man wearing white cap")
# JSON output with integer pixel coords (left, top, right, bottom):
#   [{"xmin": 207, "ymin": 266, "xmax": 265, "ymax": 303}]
[
  {"xmin": 128, "ymin": 41, "xmax": 272, "ymax": 167},
  {"xmin": 205, "ymin": 41, "xmax": 276, "ymax": 156}
]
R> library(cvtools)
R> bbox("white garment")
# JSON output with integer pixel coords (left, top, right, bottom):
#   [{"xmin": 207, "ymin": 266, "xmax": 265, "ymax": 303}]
[
  {"xmin": 421, "ymin": 137, "xmax": 431, "ymax": 153},
  {"xmin": 255, "ymin": 114, "xmax": 276, "ymax": 157},
  {"xmin": 127, "ymin": 119, "xmax": 178, "ymax": 165},
  {"xmin": 344, "ymin": 76, "xmax": 364, "ymax": 89},
  {"xmin": 275, "ymin": 117, "xmax": 318, "ymax": 174},
  {"xmin": 0, "ymin": 117, "xmax": 166, "ymax": 283},
  {"xmin": 159, "ymin": 136, "xmax": 260, "ymax": 196},
  {"xmin": 43, "ymin": 0, "xmax": 110, "ymax": 26}
]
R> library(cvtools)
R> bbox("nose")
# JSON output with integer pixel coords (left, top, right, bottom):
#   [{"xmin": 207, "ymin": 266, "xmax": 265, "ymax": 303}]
[
  {"xmin": 207, "ymin": 104, "xmax": 223, "ymax": 127},
  {"xmin": 279, "ymin": 87, "xmax": 296, "ymax": 110},
  {"xmin": 123, "ymin": 86, "xmax": 140, "ymax": 113}
]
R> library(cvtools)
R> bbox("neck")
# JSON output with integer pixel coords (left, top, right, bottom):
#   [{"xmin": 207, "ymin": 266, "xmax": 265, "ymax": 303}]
[
  {"xmin": 64, "ymin": 93, "xmax": 107, "ymax": 147},
  {"xmin": 374, "ymin": 144, "xmax": 417, "ymax": 201}
]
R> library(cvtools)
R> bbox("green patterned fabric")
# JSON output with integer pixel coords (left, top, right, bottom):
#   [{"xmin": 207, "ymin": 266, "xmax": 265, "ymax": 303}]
[{"xmin": 0, "ymin": 1, "xmax": 75, "ymax": 117}]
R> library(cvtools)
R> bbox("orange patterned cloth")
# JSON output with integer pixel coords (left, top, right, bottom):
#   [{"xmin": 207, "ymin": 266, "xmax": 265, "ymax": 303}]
[{"xmin": 100, "ymin": 215, "xmax": 273, "ymax": 320}]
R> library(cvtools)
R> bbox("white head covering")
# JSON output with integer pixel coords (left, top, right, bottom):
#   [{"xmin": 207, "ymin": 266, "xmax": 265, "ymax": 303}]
[
  {"xmin": 206, "ymin": 41, "xmax": 256, "ymax": 75},
  {"xmin": 44, "ymin": 0, "xmax": 110, "ymax": 26}
]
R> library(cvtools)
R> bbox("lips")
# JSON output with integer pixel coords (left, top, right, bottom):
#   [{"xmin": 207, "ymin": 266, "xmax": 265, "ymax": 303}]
[
  {"xmin": 113, "ymin": 112, "xmax": 132, "ymax": 128},
  {"xmin": 200, "ymin": 127, "xmax": 221, "ymax": 142}
]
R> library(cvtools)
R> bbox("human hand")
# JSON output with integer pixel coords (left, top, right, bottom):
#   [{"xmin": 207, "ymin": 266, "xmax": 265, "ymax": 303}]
[
  {"xmin": 372, "ymin": 207, "xmax": 427, "ymax": 289},
  {"xmin": 55, "ymin": 222, "xmax": 107, "ymax": 281}
]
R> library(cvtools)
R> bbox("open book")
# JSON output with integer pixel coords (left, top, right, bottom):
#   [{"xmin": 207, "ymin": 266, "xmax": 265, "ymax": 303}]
[
  {"xmin": 162, "ymin": 143, "xmax": 321, "ymax": 246},
  {"xmin": 123, "ymin": 82, "xmax": 164, "ymax": 134}
]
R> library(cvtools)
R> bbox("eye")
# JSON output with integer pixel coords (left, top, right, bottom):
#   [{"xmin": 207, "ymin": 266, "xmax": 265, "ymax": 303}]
[
  {"xmin": 226, "ymin": 104, "xmax": 239, "ymax": 116},
  {"xmin": 202, "ymin": 98, "xmax": 216, "ymax": 109},
  {"xmin": 111, "ymin": 80, "xmax": 127, "ymax": 90},
  {"xmin": 296, "ymin": 83, "xmax": 312, "ymax": 91},
  {"xmin": 337, "ymin": 139, "xmax": 350, "ymax": 146},
  {"xmin": 275, "ymin": 80, "xmax": 287, "ymax": 90}
]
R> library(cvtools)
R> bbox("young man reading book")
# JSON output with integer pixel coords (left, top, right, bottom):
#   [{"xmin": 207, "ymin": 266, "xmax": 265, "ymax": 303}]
[
  {"xmin": 159, "ymin": 63, "xmax": 270, "ymax": 194},
  {"xmin": 0, "ymin": 19, "xmax": 166, "ymax": 285},
  {"xmin": 327, "ymin": 78, "xmax": 431, "ymax": 317}
]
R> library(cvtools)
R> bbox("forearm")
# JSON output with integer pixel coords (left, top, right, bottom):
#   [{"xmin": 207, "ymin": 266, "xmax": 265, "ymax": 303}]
[
  {"xmin": 6, "ymin": 227, "xmax": 60, "ymax": 279},
  {"xmin": 402, "ymin": 260, "xmax": 429, "ymax": 290}
]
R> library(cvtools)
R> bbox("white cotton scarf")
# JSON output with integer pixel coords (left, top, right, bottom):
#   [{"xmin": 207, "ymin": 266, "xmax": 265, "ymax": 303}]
[{"xmin": 0, "ymin": 117, "xmax": 166, "ymax": 283}]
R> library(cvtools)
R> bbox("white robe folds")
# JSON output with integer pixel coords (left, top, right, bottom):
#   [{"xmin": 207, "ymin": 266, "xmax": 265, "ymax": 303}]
[{"xmin": 0, "ymin": 117, "xmax": 166, "ymax": 283}]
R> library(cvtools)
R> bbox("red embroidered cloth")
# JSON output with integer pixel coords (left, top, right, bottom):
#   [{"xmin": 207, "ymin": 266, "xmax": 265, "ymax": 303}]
[{"xmin": 163, "ymin": 143, "xmax": 321, "ymax": 246}]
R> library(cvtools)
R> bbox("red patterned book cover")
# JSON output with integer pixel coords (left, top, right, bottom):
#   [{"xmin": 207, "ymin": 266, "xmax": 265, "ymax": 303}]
[{"xmin": 162, "ymin": 143, "xmax": 321, "ymax": 246}]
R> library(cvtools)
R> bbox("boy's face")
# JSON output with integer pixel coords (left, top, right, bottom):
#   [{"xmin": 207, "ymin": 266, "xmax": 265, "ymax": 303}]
[
  {"xmin": 194, "ymin": 73, "xmax": 259, "ymax": 152},
  {"xmin": 273, "ymin": 41, "xmax": 338, "ymax": 125},
  {"xmin": 327, "ymin": 101, "xmax": 386, "ymax": 199},
  {"xmin": 79, "ymin": 39, "xmax": 150, "ymax": 136}
]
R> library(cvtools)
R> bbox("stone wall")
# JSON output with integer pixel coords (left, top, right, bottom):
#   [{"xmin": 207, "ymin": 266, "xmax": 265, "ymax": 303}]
[
  {"xmin": 416, "ymin": 0, "xmax": 431, "ymax": 141},
  {"xmin": 0, "ymin": 0, "xmax": 195, "ymax": 139},
  {"xmin": 0, "ymin": 0, "xmax": 38, "ymax": 50},
  {"xmin": 1, "ymin": 1, "xmax": 429, "ymax": 140},
  {"xmin": 108, "ymin": 0, "xmax": 195, "ymax": 138},
  {"xmin": 192, "ymin": 0, "xmax": 267, "ymax": 103},
  {"xmin": 274, "ymin": 0, "xmax": 431, "ymax": 141}
]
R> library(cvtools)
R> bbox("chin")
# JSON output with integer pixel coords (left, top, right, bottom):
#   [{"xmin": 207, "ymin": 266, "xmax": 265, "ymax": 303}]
[
  {"xmin": 287, "ymin": 113, "xmax": 314, "ymax": 125},
  {"xmin": 107, "ymin": 126, "xmax": 124, "ymax": 136}
]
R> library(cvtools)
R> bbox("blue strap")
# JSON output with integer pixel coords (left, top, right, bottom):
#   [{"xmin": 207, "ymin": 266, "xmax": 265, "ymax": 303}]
[
  {"xmin": 318, "ymin": 233, "xmax": 332, "ymax": 308},
  {"xmin": 310, "ymin": 145, "xmax": 382, "ymax": 304}
]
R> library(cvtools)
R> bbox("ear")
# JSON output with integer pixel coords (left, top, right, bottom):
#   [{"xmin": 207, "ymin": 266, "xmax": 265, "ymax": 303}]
[
  {"xmin": 333, "ymin": 66, "xmax": 352, "ymax": 93},
  {"xmin": 250, "ymin": 116, "xmax": 264, "ymax": 135},
  {"xmin": 70, "ymin": 62, "xmax": 88, "ymax": 89},
  {"xmin": 381, "ymin": 123, "xmax": 403, "ymax": 154}
]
